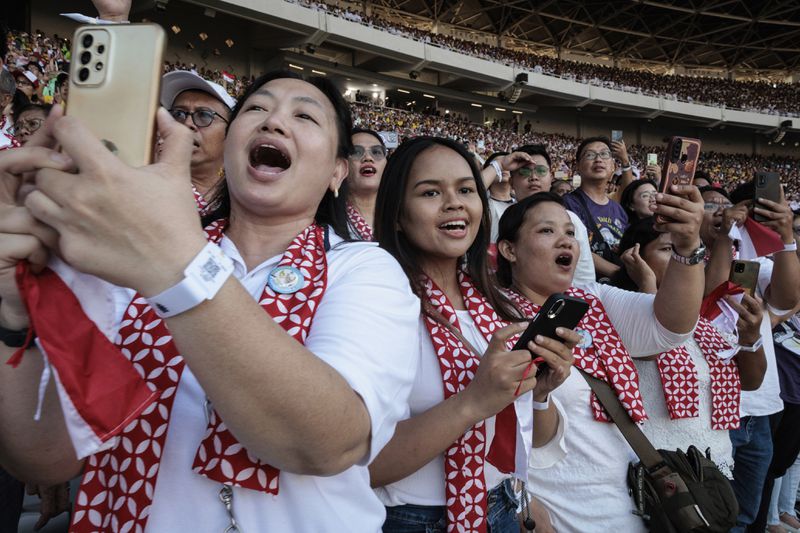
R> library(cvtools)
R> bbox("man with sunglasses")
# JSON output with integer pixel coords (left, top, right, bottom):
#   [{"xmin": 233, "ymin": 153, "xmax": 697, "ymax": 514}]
[
  {"xmin": 563, "ymin": 136, "xmax": 630, "ymax": 280},
  {"xmin": 160, "ymin": 70, "xmax": 236, "ymax": 210}
]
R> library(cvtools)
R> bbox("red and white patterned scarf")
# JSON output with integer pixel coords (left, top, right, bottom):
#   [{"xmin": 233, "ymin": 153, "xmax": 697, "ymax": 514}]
[
  {"xmin": 70, "ymin": 221, "xmax": 328, "ymax": 533},
  {"xmin": 0, "ymin": 115, "xmax": 20, "ymax": 151},
  {"xmin": 422, "ymin": 272, "xmax": 519, "ymax": 533},
  {"xmin": 346, "ymin": 201, "xmax": 374, "ymax": 241},
  {"xmin": 505, "ymin": 287, "xmax": 648, "ymax": 423},
  {"xmin": 655, "ymin": 317, "xmax": 741, "ymax": 430},
  {"xmin": 192, "ymin": 184, "xmax": 210, "ymax": 215}
]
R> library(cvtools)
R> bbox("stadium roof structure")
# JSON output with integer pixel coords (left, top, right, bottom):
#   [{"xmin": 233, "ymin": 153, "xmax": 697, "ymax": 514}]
[{"xmin": 367, "ymin": 0, "xmax": 800, "ymax": 72}]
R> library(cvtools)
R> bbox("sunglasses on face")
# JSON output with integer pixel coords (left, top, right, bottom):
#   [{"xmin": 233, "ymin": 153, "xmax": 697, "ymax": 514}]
[
  {"xmin": 581, "ymin": 150, "xmax": 612, "ymax": 161},
  {"xmin": 13, "ymin": 117, "xmax": 44, "ymax": 134},
  {"xmin": 169, "ymin": 108, "xmax": 228, "ymax": 128},
  {"xmin": 515, "ymin": 165, "xmax": 549, "ymax": 179},
  {"xmin": 703, "ymin": 202, "xmax": 733, "ymax": 212},
  {"xmin": 350, "ymin": 145, "xmax": 386, "ymax": 161}
]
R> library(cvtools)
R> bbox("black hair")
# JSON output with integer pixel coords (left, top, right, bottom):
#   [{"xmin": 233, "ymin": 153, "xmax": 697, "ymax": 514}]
[
  {"xmin": 728, "ymin": 181, "xmax": 755, "ymax": 204},
  {"xmin": 351, "ymin": 127, "xmax": 385, "ymax": 148},
  {"xmin": 11, "ymin": 90, "xmax": 30, "ymax": 121},
  {"xmin": 575, "ymin": 136, "xmax": 612, "ymax": 161},
  {"xmin": 203, "ymin": 70, "xmax": 353, "ymax": 239},
  {"xmin": 374, "ymin": 136, "xmax": 518, "ymax": 321},
  {"xmin": 483, "ymin": 151, "xmax": 508, "ymax": 168},
  {"xmin": 619, "ymin": 178, "xmax": 657, "ymax": 223},
  {"xmin": 698, "ymin": 185, "xmax": 731, "ymax": 202},
  {"xmin": 693, "ymin": 170, "xmax": 711, "ymax": 184},
  {"xmin": 516, "ymin": 144, "xmax": 551, "ymax": 168},
  {"xmin": 609, "ymin": 217, "xmax": 662, "ymax": 291},
  {"xmin": 495, "ymin": 191, "xmax": 565, "ymax": 288},
  {"xmin": 14, "ymin": 102, "xmax": 51, "ymax": 120}
]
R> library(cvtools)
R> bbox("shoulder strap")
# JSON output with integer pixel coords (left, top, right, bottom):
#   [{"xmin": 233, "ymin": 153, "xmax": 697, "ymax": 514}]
[
  {"xmin": 426, "ymin": 307, "xmax": 486, "ymax": 358},
  {"xmin": 578, "ymin": 369, "xmax": 664, "ymax": 470},
  {"xmin": 571, "ymin": 191, "xmax": 606, "ymax": 246}
]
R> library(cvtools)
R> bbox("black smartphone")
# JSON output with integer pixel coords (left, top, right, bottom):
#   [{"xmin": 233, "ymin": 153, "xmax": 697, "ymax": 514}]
[
  {"xmin": 513, "ymin": 293, "xmax": 590, "ymax": 374},
  {"xmin": 753, "ymin": 171, "xmax": 781, "ymax": 223}
]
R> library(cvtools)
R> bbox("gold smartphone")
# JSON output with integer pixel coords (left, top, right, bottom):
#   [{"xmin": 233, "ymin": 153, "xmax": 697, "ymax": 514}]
[
  {"xmin": 729, "ymin": 260, "xmax": 760, "ymax": 297},
  {"xmin": 67, "ymin": 24, "xmax": 166, "ymax": 167}
]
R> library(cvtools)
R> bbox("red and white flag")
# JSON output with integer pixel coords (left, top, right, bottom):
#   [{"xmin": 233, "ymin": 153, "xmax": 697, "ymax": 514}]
[
  {"xmin": 700, "ymin": 281, "xmax": 745, "ymax": 359},
  {"xmin": 728, "ymin": 217, "xmax": 784, "ymax": 259},
  {"xmin": 221, "ymin": 71, "xmax": 235, "ymax": 84},
  {"xmin": 9, "ymin": 258, "xmax": 157, "ymax": 459}
]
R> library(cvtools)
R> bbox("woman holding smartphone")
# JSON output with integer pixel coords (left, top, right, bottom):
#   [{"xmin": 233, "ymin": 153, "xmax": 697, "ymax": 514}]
[
  {"xmin": 0, "ymin": 71, "xmax": 421, "ymax": 532},
  {"xmin": 495, "ymin": 189, "xmax": 706, "ymax": 532},
  {"xmin": 370, "ymin": 137, "xmax": 577, "ymax": 532},
  {"xmin": 611, "ymin": 216, "xmax": 767, "ymax": 477}
]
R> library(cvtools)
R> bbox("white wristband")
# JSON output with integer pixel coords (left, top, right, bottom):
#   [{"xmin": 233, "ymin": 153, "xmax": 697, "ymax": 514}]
[
  {"xmin": 779, "ymin": 240, "xmax": 797, "ymax": 253},
  {"xmin": 147, "ymin": 242, "xmax": 234, "ymax": 318},
  {"xmin": 490, "ymin": 160, "xmax": 504, "ymax": 183},
  {"xmin": 532, "ymin": 395, "xmax": 550, "ymax": 411}
]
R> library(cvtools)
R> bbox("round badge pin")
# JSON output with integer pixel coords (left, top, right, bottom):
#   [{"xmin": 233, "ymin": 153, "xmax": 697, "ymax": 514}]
[
  {"xmin": 267, "ymin": 266, "xmax": 305, "ymax": 294},
  {"xmin": 575, "ymin": 327, "xmax": 593, "ymax": 349}
]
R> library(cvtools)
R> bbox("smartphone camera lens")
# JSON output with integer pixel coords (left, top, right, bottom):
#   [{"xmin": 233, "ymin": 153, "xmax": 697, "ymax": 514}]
[
  {"xmin": 80, "ymin": 51, "xmax": 91, "ymax": 65},
  {"xmin": 97, "ymin": 44, "xmax": 105, "ymax": 54},
  {"xmin": 78, "ymin": 68, "xmax": 90, "ymax": 82},
  {"xmin": 95, "ymin": 62, "xmax": 104, "ymax": 72},
  {"xmin": 735, "ymin": 263, "xmax": 745, "ymax": 273},
  {"xmin": 82, "ymin": 34, "xmax": 94, "ymax": 48}
]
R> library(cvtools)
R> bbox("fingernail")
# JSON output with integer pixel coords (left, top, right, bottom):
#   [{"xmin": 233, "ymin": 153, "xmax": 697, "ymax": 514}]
[
  {"xmin": 535, "ymin": 335, "xmax": 544, "ymax": 343},
  {"xmin": 50, "ymin": 152, "xmax": 70, "ymax": 164},
  {"xmin": 555, "ymin": 327, "xmax": 564, "ymax": 335}
]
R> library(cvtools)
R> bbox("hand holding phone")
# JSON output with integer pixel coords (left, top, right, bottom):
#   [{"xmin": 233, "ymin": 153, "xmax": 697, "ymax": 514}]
[
  {"xmin": 656, "ymin": 136, "xmax": 701, "ymax": 224},
  {"xmin": 513, "ymin": 293, "xmax": 589, "ymax": 376},
  {"xmin": 753, "ymin": 171, "xmax": 781, "ymax": 223},
  {"xmin": 728, "ymin": 260, "xmax": 760, "ymax": 297}
]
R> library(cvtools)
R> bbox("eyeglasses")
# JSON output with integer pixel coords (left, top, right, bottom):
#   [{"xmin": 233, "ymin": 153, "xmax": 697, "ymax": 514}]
[
  {"xmin": 703, "ymin": 202, "xmax": 733, "ymax": 212},
  {"xmin": 169, "ymin": 108, "xmax": 228, "ymax": 128},
  {"xmin": 15, "ymin": 78, "xmax": 33, "ymax": 87},
  {"xmin": 515, "ymin": 165, "xmax": 550, "ymax": 179},
  {"xmin": 350, "ymin": 145, "xmax": 386, "ymax": 161},
  {"xmin": 13, "ymin": 117, "xmax": 44, "ymax": 134},
  {"xmin": 581, "ymin": 150, "xmax": 612, "ymax": 161}
]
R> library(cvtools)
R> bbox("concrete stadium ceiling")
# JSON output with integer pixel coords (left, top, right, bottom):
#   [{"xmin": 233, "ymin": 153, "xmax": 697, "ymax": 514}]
[{"xmin": 368, "ymin": 0, "xmax": 800, "ymax": 71}]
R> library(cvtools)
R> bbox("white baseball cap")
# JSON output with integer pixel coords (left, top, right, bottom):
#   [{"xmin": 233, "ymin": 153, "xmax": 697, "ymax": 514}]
[{"xmin": 160, "ymin": 70, "xmax": 236, "ymax": 111}]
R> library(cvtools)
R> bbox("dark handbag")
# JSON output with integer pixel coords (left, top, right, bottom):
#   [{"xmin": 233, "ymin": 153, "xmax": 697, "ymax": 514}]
[{"xmin": 579, "ymin": 369, "xmax": 739, "ymax": 532}]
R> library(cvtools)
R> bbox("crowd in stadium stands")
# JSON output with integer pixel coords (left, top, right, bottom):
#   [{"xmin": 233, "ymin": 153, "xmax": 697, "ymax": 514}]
[
  {"xmin": 5, "ymin": 28, "xmax": 800, "ymax": 205},
  {"xmin": 4, "ymin": 4, "xmax": 800, "ymax": 533},
  {"xmin": 290, "ymin": 0, "xmax": 800, "ymax": 117},
  {"xmin": 350, "ymin": 103, "xmax": 800, "ymax": 205}
]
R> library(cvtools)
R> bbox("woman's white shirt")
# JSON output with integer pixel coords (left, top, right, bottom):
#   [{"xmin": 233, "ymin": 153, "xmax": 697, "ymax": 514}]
[
  {"xmin": 375, "ymin": 309, "xmax": 533, "ymax": 507},
  {"xmin": 102, "ymin": 233, "xmax": 421, "ymax": 533},
  {"xmin": 527, "ymin": 282, "xmax": 692, "ymax": 533},
  {"xmin": 634, "ymin": 338, "xmax": 735, "ymax": 478}
]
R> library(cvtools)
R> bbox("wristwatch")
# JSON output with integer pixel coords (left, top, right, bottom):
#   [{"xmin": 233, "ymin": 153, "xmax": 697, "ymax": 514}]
[
  {"xmin": 670, "ymin": 242, "xmax": 707, "ymax": 266},
  {"xmin": 738, "ymin": 337, "xmax": 763, "ymax": 353}
]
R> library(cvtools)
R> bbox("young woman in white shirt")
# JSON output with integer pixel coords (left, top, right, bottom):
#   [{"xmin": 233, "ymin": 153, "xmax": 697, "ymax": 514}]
[
  {"xmin": 0, "ymin": 71, "xmax": 421, "ymax": 532},
  {"xmin": 494, "ymin": 190, "xmax": 706, "ymax": 533},
  {"xmin": 611, "ymin": 216, "xmax": 767, "ymax": 478},
  {"xmin": 371, "ymin": 137, "xmax": 578, "ymax": 533}
]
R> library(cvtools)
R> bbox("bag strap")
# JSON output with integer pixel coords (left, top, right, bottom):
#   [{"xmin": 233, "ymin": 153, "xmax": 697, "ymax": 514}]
[
  {"xmin": 571, "ymin": 191, "xmax": 606, "ymax": 248},
  {"xmin": 578, "ymin": 368, "xmax": 664, "ymax": 470},
  {"xmin": 426, "ymin": 307, "xmax": 486, "ymax": 358}
]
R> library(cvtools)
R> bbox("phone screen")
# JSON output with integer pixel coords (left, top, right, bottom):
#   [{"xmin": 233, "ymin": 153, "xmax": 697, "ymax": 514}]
[{"xmin": 611, "ymin": 130, "xmax": 623, "ymax": 143}]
